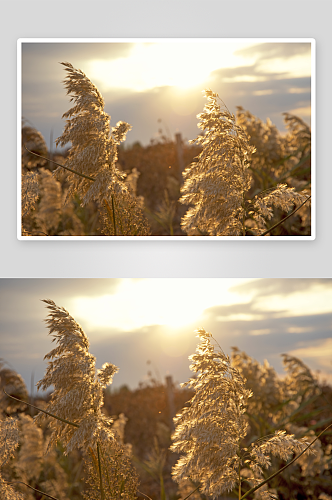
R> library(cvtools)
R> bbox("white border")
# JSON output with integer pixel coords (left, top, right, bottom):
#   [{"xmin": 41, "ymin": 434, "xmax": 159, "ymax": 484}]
[{"xmin": 17, "ymin": 38, "xmax": 316, "ymax": 241}]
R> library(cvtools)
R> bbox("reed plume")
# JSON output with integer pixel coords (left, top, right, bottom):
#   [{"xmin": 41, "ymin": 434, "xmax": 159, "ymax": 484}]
[
  {"xmin": 55, "ymin": 62, "xmax": 129, "ymax": 206},
  {"xmin": 34, "ymin": 299, "xmax": 139, "ymax": 499},
  {"xmin": 55, "ymin": 62, "xmax": 150, "ymax": 235},
  {"xmin": 0, "ymin": 418, "xmax": 24, "ymax": 500},
  {"xmin": 171, "ymin": 329, "xmax": 314, "ymax": 499},
  {"xmin": 0, "ymin": 360, "xmax": 29, "ymax": 416},
  {"xmin": 180, "ymin": 90, "xmax": 309, "ymax": 235},
  {"xmin": 35, "ymin": 299, "xmax": 119, "ymax": 455}
]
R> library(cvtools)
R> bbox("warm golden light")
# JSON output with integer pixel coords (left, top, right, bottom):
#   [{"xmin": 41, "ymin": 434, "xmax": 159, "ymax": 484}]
[
  {"xmin": 87, "ymin": 41, "xmax": 256, "ymax": 93},
  {"xmin": 70, "ymin": 279, "xmax": 250, "ymax": 332},
  {"xmin": 68, "ymin": 279, "xmax": 332, "ymax": 335}
]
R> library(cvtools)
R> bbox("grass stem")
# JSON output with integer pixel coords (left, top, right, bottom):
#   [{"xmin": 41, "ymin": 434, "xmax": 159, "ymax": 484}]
[
  {"xmin": 24, "ymin": 146, "xmax": 95, "ymax": 181},
  {"xmin": 6, "ymin": 481, "xmax": 60, "ymax": 500},
  {"xmin": 97, "ymin": 442, "xmax": 105, "ymax": 500},
  {"xmin": 240, "ymin": 422, "xmax": 332, "ymax": 499},
  {"xmin": 261, "ymin": 195, "xmax": 311, "ymax": 236},
  {"xmin": 3, "ymin": 389, "xmax": 79, "ymax": 428}
]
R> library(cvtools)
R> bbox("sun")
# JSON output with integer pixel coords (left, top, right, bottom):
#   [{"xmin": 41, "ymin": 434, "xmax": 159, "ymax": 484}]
[
  {"xmin": 70, "ymin": 280, "xmax": 204, "ymax": 332},
  {"xmin": 88, "ymin": 44, "xmax": 207, "ymax": 92},
  {"xmin": 69, "ymin": 279, "xmax": 251, "ymax": 333},
  {"xmin": 87, "ymin": 41, "xmax": 255, "ymax": 93}
]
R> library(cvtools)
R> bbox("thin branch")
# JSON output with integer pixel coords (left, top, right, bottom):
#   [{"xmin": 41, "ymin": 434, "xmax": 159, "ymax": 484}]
[
  {"xmin": 240, "ymin": 422, "xmax": 332, "ymax": 499},
  {"xmin": 260, "ymin": 195, "xmax": 311, "ymax": 236},
  {"xmin": 111, "ymin": 195, "xmax": 118, "ymax": 236},
  {"xmin": 24, "ymin": 146, "xmax": 95, "ymax": 182},
  {"xmin": 182, "ymin": 485, "xmax": 201, "ymax": 500},
  {"xmin": 97, "ymin": 442, "xmax": 105, "ymax": 500},
  {"xmin": 88, "ymin": 446, "xmax": 99, "ymax": 471},
  {"xmin": 25, "ymin": 145, "xmax": 124, "ymax": 236},
  {"xmin": 137, "ymin": 490, "xmax": 153, "ymax": 500},
  {"xmin": 6, "ymin": 481, "xmax": 59, "ymax": 500},
  {"xmin": 3, "ymin": 389, "xmax": 79, "ymax": 428}
]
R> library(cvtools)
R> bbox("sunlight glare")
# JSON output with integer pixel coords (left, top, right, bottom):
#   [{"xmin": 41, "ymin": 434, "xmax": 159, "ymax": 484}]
[
  {"xmin": 87, "ymin": 42, "xmax": 255, "ymax": 93},
  {"xmin": 160, "ymin": 333, "xmax": 190, "ymax": 357},
  {"xmin": 170, "ymin": 87, "xmax": 201, "ymax": 116},
  {"xmin": 70, "ymin": 279, "xmax": 251, "ymax": 333}
]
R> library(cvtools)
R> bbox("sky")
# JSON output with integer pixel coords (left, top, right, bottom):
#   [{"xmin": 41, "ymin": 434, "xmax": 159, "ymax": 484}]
[
  {"xmin": 1, "ymin": 278, "xmax": 331, "ymax": 395},
  {"xmin": 20, "ymin": 39, "xmax": 312, "ymax": 150}
]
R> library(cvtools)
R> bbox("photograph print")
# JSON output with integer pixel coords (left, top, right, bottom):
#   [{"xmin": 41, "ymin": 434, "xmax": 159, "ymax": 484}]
[
  {"xmin": 19, "ymin": 39, "xmax": 314, "ymax": 239},
  {"xmin": 0, "ymin": 277, "xmax": 331, "ymax": 499}
]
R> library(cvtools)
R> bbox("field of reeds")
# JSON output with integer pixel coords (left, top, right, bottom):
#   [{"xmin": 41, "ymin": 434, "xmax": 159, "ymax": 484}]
[
  {"xmin": 21, "ymin": 63, "xmax": 311, "ymax": 237},
  {"xmin": 1, "ymin": 299, "xmax": 331, "ymax": 500}
]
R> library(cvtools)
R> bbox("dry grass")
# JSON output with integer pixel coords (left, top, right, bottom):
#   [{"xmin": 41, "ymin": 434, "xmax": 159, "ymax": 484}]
[
  {"xmin": 21, "ymin": 68, "xmax": 311, "ymax": 237},
  {"xmin": 180, "ymin": 91, "xmax": 310, "ymax": 236},
  {"xmin": 1, "ymin": 301, "xmax": 331, "ymax": 499}
]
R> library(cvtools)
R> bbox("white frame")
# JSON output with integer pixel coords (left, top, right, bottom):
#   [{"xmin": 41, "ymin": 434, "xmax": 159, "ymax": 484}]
[{"xmin": 17, "ymin": 38, "xmax": 316, "ymax": 240}]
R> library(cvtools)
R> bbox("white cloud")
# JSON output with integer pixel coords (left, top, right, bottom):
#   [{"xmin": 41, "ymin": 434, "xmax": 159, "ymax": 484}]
[
  {"xmin": 287, "ymin": 338, "xmax": 332, "ymax": 366},
  {"xmin": 70, "ymin": 278, "xmax": 253, "ymax": 332},
  {"xmin": 249, "ymin": 329, "xmax": 271, "ymax": 336}
]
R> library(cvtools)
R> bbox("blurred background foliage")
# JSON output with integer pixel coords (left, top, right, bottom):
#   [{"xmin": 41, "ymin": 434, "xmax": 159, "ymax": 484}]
[
  {"xmin": 1, "ymin": 348, "xmax": 331, "ymax": 500},
  {"xmin": 21, "ymin": 107, "xmax": 311, "ymax": 237}
]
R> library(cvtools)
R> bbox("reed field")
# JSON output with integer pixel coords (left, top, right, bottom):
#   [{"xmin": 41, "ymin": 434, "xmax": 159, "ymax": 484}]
[
  {"xmin": 1, "ymin": 299, "xmax": 331, "ymax": 500},
  {"xmin": 21, "ymin": 62, "xmax": 311, "ymax": 237}
]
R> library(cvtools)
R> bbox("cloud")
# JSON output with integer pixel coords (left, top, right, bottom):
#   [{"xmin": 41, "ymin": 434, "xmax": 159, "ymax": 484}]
[
  {"xmin": 287, "ymin": 338, "xmax": 332, "ymax": 365},
  {"xmin": 2, "ymin": 279, "xmax": 331, "ymax": 393},
  {"xmin": 199, "ymin": 297, "xmax": 332, "ymax": 351},
  {"xmin": 99, "ymin": 75, "xmax": 312, "ymax": 145},
  {"xmin": 229, "ymin": 278, "xmax": 332, "ymax": 298},
  {"xmin": 210, "ymin": 66, "xmax": 311, "ymax": 122},
  {"xmin": 209, "ymin": 58, "xmax": 311, "ymax": 130},
  {"xmin": 234, "ymin": 43, "xmax": 311, "ymax": 61},
  {"xmin": 22, "ymin": 42, "xmax": 134, "ymax": 65},
  {"xmin": 202, "ymin": 300, "xmax": 285, "ymax": 320},
  {"xmin": 21, "ymin": 42, "xmax": 137, "ymax": 146},
  {"xmin": 21, "ymin": 42, "xmax": 312, "ymax": 147},
  {"xmin": 0, "ymin": 278, "xmax": 123, "ymax": 300},
  {"xmin": 211, "ymin": 64, "xmax": 286, "ymax": 82},
  {"xmin": 0, "ymin": 279, "xmax": 125, "ymax": 345},
  {"xmin": 286, "ymin": 338, "xmax": 332, "ymax": 384}
]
